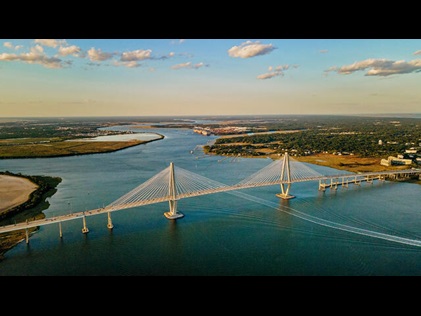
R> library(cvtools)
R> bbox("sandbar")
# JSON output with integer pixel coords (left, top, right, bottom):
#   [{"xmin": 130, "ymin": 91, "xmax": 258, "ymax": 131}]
[{"xmin": 0, "ymin": 175, "xmax": 38, "ymax": 214}]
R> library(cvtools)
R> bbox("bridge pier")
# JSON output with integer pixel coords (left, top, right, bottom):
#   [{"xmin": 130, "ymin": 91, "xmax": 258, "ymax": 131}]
[
  {"xmin": 276, "ymin": 183, "xmax": 295, "ymax": 199},
  {"xmin": 107, "ymin": 212, "xmax": 114, "ymax": 229},
  {"xmin": 59, "ymin": 222, "xmax": 63, "ymax": 238},
  {"xmin": 331, "ymin": 178, "xmax": 338, "ymax": 190},
  {"xmin": 25, "ymin": 228, "xmax": 29, "ymax": 244},
  {"xmin": 164, "ymin": 162, "xmax": 184, "ymax": 220},
  {"xmin": 81, "ymin": 214, "xmax": 89, "ymax": 234}
]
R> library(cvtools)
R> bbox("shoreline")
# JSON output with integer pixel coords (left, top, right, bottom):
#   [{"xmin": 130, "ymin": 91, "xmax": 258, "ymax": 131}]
[{"xmin": 0, "ymin": 173, "xmax": 62, "ymax": 259}]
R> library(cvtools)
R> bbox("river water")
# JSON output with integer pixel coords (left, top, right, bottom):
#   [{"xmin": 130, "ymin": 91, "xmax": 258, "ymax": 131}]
[{"xmin": 1, "ymin": 125, "xmax": 421, "ymax": 276}]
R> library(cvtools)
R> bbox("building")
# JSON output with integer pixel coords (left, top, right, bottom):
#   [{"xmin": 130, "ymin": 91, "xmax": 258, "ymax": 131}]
[{"xmin": 381, "ymin": 156, "xmax": 413, "ymax": 166}]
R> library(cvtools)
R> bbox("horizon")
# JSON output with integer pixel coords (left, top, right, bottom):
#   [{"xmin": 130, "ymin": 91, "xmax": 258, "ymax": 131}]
[
  {"xmin": 1, "ymin": 113, "xmax": 421, "ymax": 120},
  {"xmin": 1, "ymin": 39, "xmax": 421, "ymax": 117}
]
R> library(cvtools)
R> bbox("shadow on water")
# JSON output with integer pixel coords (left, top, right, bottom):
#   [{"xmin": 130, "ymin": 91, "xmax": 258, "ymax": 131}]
[{"xmin": 167, "ymin": 218, "xmax": 181, "ymax": 246}]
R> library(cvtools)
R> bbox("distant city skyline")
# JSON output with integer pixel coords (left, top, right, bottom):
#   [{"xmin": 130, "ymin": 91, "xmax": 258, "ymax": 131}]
[{"xmin": 0, "ymin": 39, "xmax": 420, "ymax": 117}]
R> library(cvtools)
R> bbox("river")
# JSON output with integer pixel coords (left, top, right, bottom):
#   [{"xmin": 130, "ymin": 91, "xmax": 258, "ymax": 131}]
[{"xmin": 0, "ymin": 125, "xmax": 421, "ymax": 276}]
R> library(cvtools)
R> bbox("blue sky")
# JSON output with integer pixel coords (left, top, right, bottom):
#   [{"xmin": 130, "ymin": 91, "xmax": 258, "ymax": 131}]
[{"xmin": 0, "ymin": 38, "xmax": 420, "ymax": 117}]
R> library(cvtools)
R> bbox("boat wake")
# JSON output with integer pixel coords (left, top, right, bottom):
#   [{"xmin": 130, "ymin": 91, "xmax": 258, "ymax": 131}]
[{"xmin": 229, "ymin": 190, "xmax": 421, "ymax": 248}]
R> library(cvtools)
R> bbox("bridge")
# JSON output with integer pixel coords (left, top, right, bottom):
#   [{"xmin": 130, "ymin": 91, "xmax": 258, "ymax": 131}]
[{"xmin": 1, "ymin": 153, "xmax": 420, "ymax": 244}]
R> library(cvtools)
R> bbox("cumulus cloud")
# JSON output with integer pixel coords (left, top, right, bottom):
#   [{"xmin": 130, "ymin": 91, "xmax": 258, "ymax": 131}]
[
  {"xmin": 171, "ymin": 62, "xmax": 208, "ymax": 70},
  {"xmin": 0, "ymin": 45, "xmax": 64, "ymax": 68},
  {"xmin": 257, "ymin": 64, "xmax": 298, "ymax": 80},
  {"xmin": 120, "ymin": 49, "xmax": 152, "ymax": 61},
  {"xmin": 414, "ymin": 50, "xmax": 421, "ymax": 55},
  {"xmin": 58, "ymin": 45, "xmax": 82, "ymax": 57},
  {"xmin": 87, "ymin": 47, "xmax": 115, "ymax": 61},
  {"xmin": 34, "ymin": 39, "xmax": 67, "ymax": 48},
  {"xmin": 228, "ymin": 40, "xmax": 276, "ymax": 58},
  {"xmin": 326, "ymin": 58, "xmax": 421, "ymax": 76}
]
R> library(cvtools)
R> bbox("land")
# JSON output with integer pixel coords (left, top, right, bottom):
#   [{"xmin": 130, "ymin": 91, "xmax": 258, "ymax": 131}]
[
  {"xmin": 0, "ymin": 175, "xmax": 38, "ymax": 213},
  {"xmin": 0, "ymin": 138, "xmax": 162, "ymax": 159},
  {"xmin": 0, "ymin": 172, "xmax": 62, "ymax": 259},
  {"xmin": 288, "ymin": 153, "xmax": 409, "ymax": 173},
  {"xmin": 0, "ymin": 117, "xmax": 167, "ymax": 159},
  {"xmin": 201, "ymin": 115, "xmax": 421, "ymax": 169}
]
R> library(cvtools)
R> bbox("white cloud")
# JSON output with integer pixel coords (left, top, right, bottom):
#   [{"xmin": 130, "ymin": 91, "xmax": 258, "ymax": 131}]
[
  {"xmin": 257, "ymin": 64, "xmax": 297, "ymax": 80},
  {"xmin": 32, "ymin": 45, "xmax": 44, "ymax": 54},
  {"xmin": 34, "ymin": 39, "xmax": 67, "ymax": 48},
  {"xmin": 257, "ymin": 72, "xmax": 282, "ymax": 80},
  {"xmin": 58, "ymin": 45, "xmax": 82, "ymax": 57},
  {"xmin": 414, "ymin": 50, "xmax": 421, "ymax": 55},
  {"xmin": 327, "ymin": 58, "xmax": 421, "ymax": 76},
  {"xmin": 3, "ymin": 42, "xmax": 23, "ymax": 50},
  {"xmin": 171, "ymin": 62, "xmax": 208, "ymax": 70},
  {"xmin": 120, "ymin": 49, "xmax": 152, "ymax": 61},
  {"xmin": 228, "ymin": 40, "xmax": 276, "ymax": 58},
  {"xmin": 87, "ymin": 47, "xmax": 114, "ymax": 61},
  {"xmin": 113, "ymin": 60, "xmax": 141, "ymax": 68},
  {"xmin": 171, "ymin": 62, "xmax": 192, "ymax": 70},
  {"xmin": 0, "ymin": 47, "xmax": 63, "ymax": 69}
]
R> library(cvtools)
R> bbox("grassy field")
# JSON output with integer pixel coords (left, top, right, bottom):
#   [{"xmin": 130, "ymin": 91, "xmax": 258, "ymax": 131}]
[
  {"xmin": 288, "ymin": 153, "xmax": 406, "ymax": 173},
  {"xmin": 0, "ymin": 138, "xmax": 150, "ymax": 158}
]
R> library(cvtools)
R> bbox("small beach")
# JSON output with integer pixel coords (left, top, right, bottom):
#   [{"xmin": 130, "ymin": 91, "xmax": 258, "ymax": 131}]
[{"xmin": 0, "ymin": 175, "xmax": 38, "ymax": 215}]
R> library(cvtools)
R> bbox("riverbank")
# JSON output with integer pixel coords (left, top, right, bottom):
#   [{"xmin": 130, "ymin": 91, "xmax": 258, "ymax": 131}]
[{"xmin": 0, "ymin": 172, "xmax": 62, "ymax": 259}]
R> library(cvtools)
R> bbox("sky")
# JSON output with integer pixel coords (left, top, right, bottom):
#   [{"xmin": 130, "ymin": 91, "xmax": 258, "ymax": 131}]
[{"xmin": 0, "ymin": 38, "xmax": 420, "ymax": 117}]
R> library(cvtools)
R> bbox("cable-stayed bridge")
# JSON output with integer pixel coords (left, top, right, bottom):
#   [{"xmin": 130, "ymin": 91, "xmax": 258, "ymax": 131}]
[{"xmin": 1, "ymin": 153, "xmax": 420, "ymax": 243}]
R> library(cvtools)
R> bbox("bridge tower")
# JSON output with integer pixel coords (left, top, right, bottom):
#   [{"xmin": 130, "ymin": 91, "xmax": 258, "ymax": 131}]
[
  {"xmin": 276, "ymin": 152, "xmax": 295, "ymax": 200},
  {"xmin": 164, "ymin": 162, "xmax": 184, "ymax": 220}
]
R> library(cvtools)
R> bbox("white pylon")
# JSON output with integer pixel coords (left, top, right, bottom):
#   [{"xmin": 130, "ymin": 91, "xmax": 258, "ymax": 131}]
[
  {"xmin": 164, "ymin": 162, "xmax": 184, "ymax": 220},
  {"xmin": 276, "ymin": 152, "xmax": 295, "ymax": 200}
]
